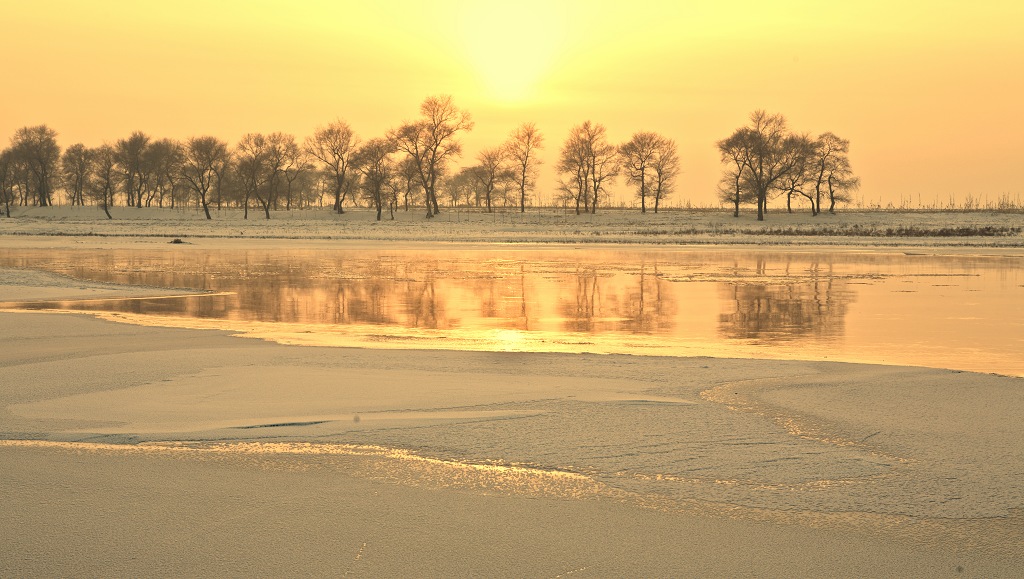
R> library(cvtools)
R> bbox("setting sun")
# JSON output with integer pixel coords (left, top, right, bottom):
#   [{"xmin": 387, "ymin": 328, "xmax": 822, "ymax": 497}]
[{"xmin": 455, "ymin": 2, "xmax": 567, "ymax": 105}]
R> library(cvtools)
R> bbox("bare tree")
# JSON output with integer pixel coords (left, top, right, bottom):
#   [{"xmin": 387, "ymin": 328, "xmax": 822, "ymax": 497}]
[
  {"xmin": 812, "ymin": 132, "xmax": 859, "ymax": 214},
  {"xmin": 557, "ymin": 126, "xmax": 590, "ymax": 214},
  {"xmin": 505, "ymin": 122, "xmax": 543, "ymax": 213},
  {"xmin": 389, "ymin": 95, "xmax": 474, "ymax": 218},
  {"xmin": 745, "ymin": 111, "xmax": 799, "ymax": 221},
  {"xmin": 717, "ymin": 129, "xmax": 754, "ymax": 217},
  {"xmin": 826, "ymin": 157, "xmax": 860, "ymax": 214},
  {"xmin": 211, "ymin": 151, "xmax": 233, "ymax": 211},
  {"xmin": 471, "ymin": 146, "xmax": 510, "ymax": 213},
  {"xmin": 88, "ymin": 145, "xmax": 118, "ymax": 219},
  {"xmin": 383, "ymin": 170, "xmax": 403, "ymax": 219},
  {"xmin": 352, "ymin": 138, "xmax": 397, "ymax": 221},
  {"xmin": 717, "ymin": 111, "xmax": 803, "ymax": 221},
  {"xmin": 619, "ymin": 131, "xmax": 661, "ymax": 213},
  {"xmin": 587, "ymin": 124, "xmax": 619, "ymax": 213},
  {"xmin": 394, "ymin": 156, "xmax": 419, "ymax": 212},
  {"xmin": 263, "ymin": 132, "xmax": 295, "ymax": 211},
  {"xmin": 114, "ymin": 131, "xmax": 151, "ymax": 207},
  {"xmin": 558, "ymin": 121, "xmax": 618, "ymax": 215},
  {"xmin": 649, "ymin": 137, "xmax": 679, "ymax": 213},
  {"xmin": 777, "ymin": 134, "xmax": 815, "ymax": 214},
  {"xmin": 61, "ymin": 143, "xmax": 93, "ymax": 206},
  {"xmin": 235, "ymin": 134, "xmax": 272, "ymax": 219},
  {"xmin": 305, "ymin": 120, "xmax": 359, "ymax": 214},
  {"xmin": 281, "ymin": 138, "xmax": 310, "ymax": 210},
  {"xmin": 442, "ymin": 168, "xmax": 476, "ymax": 209},
  {"xmin": 9, "ymin": 125, "xmax": 60, "ymax": 207},
  {"xmin": 146, "ymin": 139, "xmax": 184, "ymax": 208},
  {"xmin": 182, "ymin": 136, "xmax": 230, "ymax": 219},
  {"xmin": 0, "ymin": 148, "xmax": 14, "ymax": 217}
]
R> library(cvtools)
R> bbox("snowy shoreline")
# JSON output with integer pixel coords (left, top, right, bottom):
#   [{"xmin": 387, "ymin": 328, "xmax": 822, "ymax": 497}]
[{"xmin": 2, "ymin": 205, "xmax": 1022, "ymax": 247}]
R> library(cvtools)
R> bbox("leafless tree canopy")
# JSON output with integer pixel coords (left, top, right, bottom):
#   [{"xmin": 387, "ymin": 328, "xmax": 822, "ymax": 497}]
[
  {"xmin": 8, "ymin": 125, "xmax": 61, "ymax": 207},
  {"xmin": 61, "ymin": 143, "xmax": 93, "ymax": 207},
  {"xmin": 305, "ymin": 121, "xmax": 359, "ymax": 214},
  {"xmin": 558, "ymin": 121, "xmax": 619, "ymax": 215},
  {"xmin": 182, "ymin": 136, "xmax": 230, "ymax": 220},
  {"xmin": 114, "ymin": 131, "xmax": 151, "ymax": 209},
  {"xmin": 147, "ymin": 138, "xmax": 185, "ymax": 209},
  {"xmin": 470, "ymin": 146, "xmax": 512, "ymax": 213},
  {"xmin": 649, "ymin": 137, "xmax": 680, "ymax": 213},
  {"xmin": 620, "ymin": 131, "xmax": 681, "ymax": 214},
  {"xmin": 389, "ymin": 95, "xmax": 474, "ymax": 218},
  {"xmin": 815, "ymin": 132, "xmax": 860, "ymax": 214},
  {"xmin": 504, "ymin": 123, "xmax": 543, "ymax": 213},
  {"xmin": 352, "ymin": 137, "xmax": 397, "ymax": 221},
  {"xmin": 0, "ymin": 148, "xmax": 16, "ymax": 217},
  {"xmin": 87, "ymin": 144, "xmax": 118, "ymax": 219},
  {"xmin": 717, "ymin": 111, "xmax": 857, "ymax": 219}
]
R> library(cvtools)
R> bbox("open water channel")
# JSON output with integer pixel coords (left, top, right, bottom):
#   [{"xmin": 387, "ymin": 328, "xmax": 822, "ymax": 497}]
[{"xmin": 1, "ymin": 245, "xmax": 1022, "ymax": 376}]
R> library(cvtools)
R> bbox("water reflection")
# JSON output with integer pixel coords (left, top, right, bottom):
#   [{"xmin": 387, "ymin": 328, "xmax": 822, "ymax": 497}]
[
  {"xmin": 719, "ymin": 256, "xmax": 853, "ymax": 342},
  {"xmin": 1, "ymin": 247, "xmax": 1021, "ymax": 375}
]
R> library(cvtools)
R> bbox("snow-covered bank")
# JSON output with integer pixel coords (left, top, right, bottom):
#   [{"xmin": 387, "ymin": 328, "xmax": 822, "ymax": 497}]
[{"xmin": 2, "ymin": 205, "xmax": 1022, "ymax": 247}]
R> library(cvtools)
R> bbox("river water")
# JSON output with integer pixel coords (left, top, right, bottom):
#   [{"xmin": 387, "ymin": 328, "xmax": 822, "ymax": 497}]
[{"xmin": 2, "ymin": 245, "xmax": 1022, "ymax": 376}]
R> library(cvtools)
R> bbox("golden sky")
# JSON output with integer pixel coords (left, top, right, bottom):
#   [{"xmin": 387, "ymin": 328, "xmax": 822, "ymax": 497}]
[{"xmin": 3, "ymin": 0, "xmax": 1022, "ymax": 207}]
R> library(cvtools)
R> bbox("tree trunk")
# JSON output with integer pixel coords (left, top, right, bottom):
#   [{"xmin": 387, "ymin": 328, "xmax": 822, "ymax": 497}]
[
  {"xmin": 640, "ymin": 174, "xmax": 647, "ymax": 213},
  {"xmin": 201, "ymin": 195, "xmax": 212, "ymax": 220}
]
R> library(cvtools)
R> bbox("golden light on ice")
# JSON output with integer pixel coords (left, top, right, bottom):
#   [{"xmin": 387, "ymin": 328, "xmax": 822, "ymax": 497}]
[{"xmin": 492, "ymin": 328, "xmax": 528, "ymax": 351}]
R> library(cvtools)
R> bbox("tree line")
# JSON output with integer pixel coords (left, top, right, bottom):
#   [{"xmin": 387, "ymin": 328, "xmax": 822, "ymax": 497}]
[{"xmin": 0, "ymin": 98, "xmax": 854, "ymax": 220}]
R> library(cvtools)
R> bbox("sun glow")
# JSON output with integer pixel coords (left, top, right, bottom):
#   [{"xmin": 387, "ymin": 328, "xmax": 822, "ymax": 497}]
[{"xmin": 456, "ymin": 3, "xmax": 567, "ymax": 105}]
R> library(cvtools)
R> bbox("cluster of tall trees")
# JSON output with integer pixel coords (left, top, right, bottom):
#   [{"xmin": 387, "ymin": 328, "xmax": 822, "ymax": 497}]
[
  {"xmin": 0, "ymin": 126, "xmax": 62, "ymax": 216},
  {"xmin": 0, "ymin": 96, "xmax": 551, "ymax": 221},
  {"xmin": 557, "ymin": 122, "xmax": 679, "ymax": 215},
  {"xmin": 440, "ymin": 122, "xmax": 545, "ymax": 214},
  {"xmin": 717, "ymin": 110, "xmax": 859, "ymax": 220}
]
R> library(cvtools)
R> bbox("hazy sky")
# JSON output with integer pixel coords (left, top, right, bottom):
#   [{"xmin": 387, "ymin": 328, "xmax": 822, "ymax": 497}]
[{"xmin": 3, "ymin": 0, "xmax": 1022, "ymax": 207}]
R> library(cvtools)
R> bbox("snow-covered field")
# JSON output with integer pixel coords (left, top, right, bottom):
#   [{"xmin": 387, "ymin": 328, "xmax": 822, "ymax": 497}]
[{"xmin": 2, "ymin": 205, "xmax": 1021, "ymax": 246}]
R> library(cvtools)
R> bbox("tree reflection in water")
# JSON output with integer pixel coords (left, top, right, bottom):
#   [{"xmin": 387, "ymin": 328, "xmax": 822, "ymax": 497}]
[
  {"xmin": 718, "ymin": 255, "xmax": 854, "ymax": 343},
  {"xmin": 559, "ymin": 262, "xmax": 677, "ymax": 334},
  {"xmin": 4, "ymin": 247, "xmax": 1021, "ymax": 376}
]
